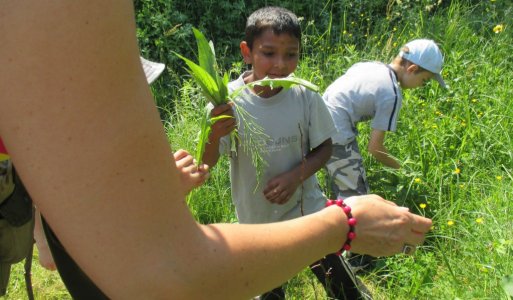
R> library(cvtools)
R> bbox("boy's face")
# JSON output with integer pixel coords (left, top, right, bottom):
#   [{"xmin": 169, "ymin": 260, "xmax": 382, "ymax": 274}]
[
  {"xmin": 400, "ymin": 66, "xmax": 434, "ymax": 89},
  {"xmin": 241, "ymin": 29, "xmax": 300, "ymax": 82}
]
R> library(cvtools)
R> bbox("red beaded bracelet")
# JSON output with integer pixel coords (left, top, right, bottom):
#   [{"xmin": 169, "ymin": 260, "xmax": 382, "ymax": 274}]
[{"xmin": 325, "ymin": 198, "xmax": 357, "ymax": 256}]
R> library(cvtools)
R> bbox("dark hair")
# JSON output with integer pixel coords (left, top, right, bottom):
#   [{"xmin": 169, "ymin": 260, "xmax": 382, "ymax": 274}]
[{"xmin": 245, "ymin": 6, "xmax": 301, "ymax": 50}]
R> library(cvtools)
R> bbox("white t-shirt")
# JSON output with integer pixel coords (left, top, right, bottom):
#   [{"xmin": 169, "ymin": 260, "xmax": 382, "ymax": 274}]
[
  {"xmin": 322, "ymin": 62, "xmax": 403, "ymax": 145},
  {"xmin": 219, "ymin": 71, "xmax": 337, "ymax": 223}
]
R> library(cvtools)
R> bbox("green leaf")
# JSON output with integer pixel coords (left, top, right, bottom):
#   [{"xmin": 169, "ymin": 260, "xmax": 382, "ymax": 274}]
[
  {"xmin": 193, "ymin": 28, "xmax": 217, "ymax": 81},
  {"xmin": 248, "ymin": 74, "xmax": 319, "ymax": 92},
  {"xmin": 174, "ymin": 52, "xmax": 223, "ymax": 105}
]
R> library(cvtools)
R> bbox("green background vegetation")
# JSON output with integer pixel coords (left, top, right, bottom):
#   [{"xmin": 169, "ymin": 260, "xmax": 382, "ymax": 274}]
[{"xmin": 3, "ymin": 0, "xmax": 512, "ymax": 299}]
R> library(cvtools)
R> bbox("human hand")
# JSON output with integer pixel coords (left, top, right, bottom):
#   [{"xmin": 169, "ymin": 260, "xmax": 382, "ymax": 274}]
[
  {"xmin": 209, "ymin": 103, "xmax": 236, "ymax": 142},
  {"xmin": 35, "ymin": 239, "xmax": 57, "ymax": 271},
  {"xmin": 344, "ymin": 194, "xmax": 432, "ymax": 257},
  {"xmin": 263, "ymin": 172, "xmax": 299, "ymax": 204},
  {"xmin": 174, "ymin": 149, "xmax": 210, "ymax": 194}
]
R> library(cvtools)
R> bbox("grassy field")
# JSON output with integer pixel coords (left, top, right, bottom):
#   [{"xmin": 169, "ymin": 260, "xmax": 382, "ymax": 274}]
[{"xmin": 2, "ymin": 1, "xmax": 512, "ymax": 299}]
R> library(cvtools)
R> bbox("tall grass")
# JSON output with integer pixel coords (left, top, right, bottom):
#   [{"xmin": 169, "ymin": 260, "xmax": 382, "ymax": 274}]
[{"xmin": 2, "ymin": 1, "xmax": 512, "ymax": 299}]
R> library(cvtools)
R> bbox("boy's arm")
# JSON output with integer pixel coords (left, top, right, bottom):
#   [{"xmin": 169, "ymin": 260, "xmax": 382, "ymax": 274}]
[
  {"xmin": 202, "ymin": 103, "xmax": 236, "ymax": 168},
  {"xmin": 264, "ymin": 138, "xmax": 332, "ymax": 204},
  {"xmin": 368, "ymin": 129, "xmax": 401, "ymax": 169}
]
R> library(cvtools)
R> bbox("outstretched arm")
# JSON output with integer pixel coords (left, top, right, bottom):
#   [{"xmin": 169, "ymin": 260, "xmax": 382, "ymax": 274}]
[
  {"xmin": 368, "ymin": 129, "xmax": 401, "ymax": 169},
  {"xmin": 0, "ymin": 1, "xmax": 430, "ymax": 299}
]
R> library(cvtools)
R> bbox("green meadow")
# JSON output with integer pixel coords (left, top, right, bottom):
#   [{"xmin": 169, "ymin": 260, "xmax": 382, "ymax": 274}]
[{"xmin": 3, "ymin": 1, "xmax": 512, "ymax": 299}]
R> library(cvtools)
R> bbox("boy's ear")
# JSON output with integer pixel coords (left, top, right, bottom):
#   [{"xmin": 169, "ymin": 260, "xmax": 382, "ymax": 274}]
[
  {"xmin": 240, "ymin": 41, "xmax": 252, "ymax": 64},
  {"xmin": 406, "ymin": 64, "xmax": 419, "ymax": 73}
]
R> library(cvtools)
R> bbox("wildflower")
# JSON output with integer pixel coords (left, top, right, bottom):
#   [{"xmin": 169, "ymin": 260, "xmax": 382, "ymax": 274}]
[
  {"xmin": 431, "ymin": 124, "xmax": 438, "ymax": 129},
  {"xmin": 414, "ymin": 178, "xmax": 422, "ymax": 183},
  {"xmin": 461, "ymin": 121, "xmax": 466, "ymax": 127},
  {"xmin": 476, "ymin": 218, "xmax": 484, "ymax": 224},
  {"xmin": 496, "ymin": 175, "xmax": 503, "ymax": 181},
  {"xmin": 420, "ymin": 203, "xmax": 427, "ymax": 209},
  {"xmin": 459, "ymin": 184, "xmax": 465, "ymax": 188},
  {"xmin": 454, "ymin": 168, "xmax": 461, "ymax": 174},
  {"xmin": 447, "ymin": 220, "xmax": 455, "ymax": 226},
  {"xmin": 471, "ymin": 99, "xmax": 478, "ymax": 103},
  {"xmin": 493, "ymin": 24, "xmax": 504, "ymax": 34}
]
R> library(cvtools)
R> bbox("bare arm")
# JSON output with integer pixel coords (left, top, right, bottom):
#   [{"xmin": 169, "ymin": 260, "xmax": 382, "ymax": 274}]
[
  {"xmin": 264, "ymin": 138, "xmax": 333, "ymax": 204},
  {"xmin": 0, "ymin": 1, "xmax": 430, "ymax": 299},
  {"xmin": 368, "ymin": 129, "xmax": 401, "ymax": 169}
]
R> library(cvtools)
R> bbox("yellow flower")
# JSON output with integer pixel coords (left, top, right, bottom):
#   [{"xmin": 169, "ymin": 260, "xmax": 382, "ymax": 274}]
[
  {"xmin": 420, "ymin": 203, "xmax": 427, "ymax": 209},
  {"xmin": 471, "ymin": 99, "xmax": 478, "ymax": 103},
  {"xmin": 447, "ymin": 220, "xmax": 455, "ymax": 226},
  {"xmin": 493, "ymin": 24, "xmax": 504, "ymax": 34},
  {"xmin": 414, "ymin": 178, "xmax": 422, "ymax": 183},
  {"xmin": 496, "ymin": 175, "xmax": 503, "ymax": 181},
  {"xmin": 454, "ymin": 168, "xmax": 461, "ymax": 174},
  {"xmin": 459, "ymin": 184, "xmax": 465, "ymax": 188},
  {"xmin": 476, "ymin": 218, "xmax": 484, "ymax": 224}
]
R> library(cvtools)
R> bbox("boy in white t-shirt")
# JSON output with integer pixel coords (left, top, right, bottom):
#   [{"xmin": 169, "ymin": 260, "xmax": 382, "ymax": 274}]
[{"xmin": 203, "ymin": 6, "xmax": 368, "ymax": 300}]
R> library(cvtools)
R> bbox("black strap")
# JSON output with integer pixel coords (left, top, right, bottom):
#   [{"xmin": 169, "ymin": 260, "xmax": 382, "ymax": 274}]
[{"xmin": 41, "ymin": 218, "xmax": 109, "ymax": 300}]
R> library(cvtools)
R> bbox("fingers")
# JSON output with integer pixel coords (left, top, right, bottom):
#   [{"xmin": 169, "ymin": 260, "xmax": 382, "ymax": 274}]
[
  {"xmin": 346, "ymin": 195, "xmax": 433, "ymax": 257},
  {"xmin": 174, "ymin": 151, "xmax": 195, "ymax": 169},
  {"xmin": 211, "ymin": 103, "xmax": 234, "ymax": 116},
  {"xmin": 263, "ymin": 183, "xmax": 290, "ymax": 204},
  {"xmin": 410, "ymin": 214, "xmax": 433, "ymax": 234}
]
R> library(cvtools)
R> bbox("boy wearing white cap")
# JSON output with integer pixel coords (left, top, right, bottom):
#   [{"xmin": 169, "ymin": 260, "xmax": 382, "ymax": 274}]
[
  {"xmin": 322, "ymin": 38, "xmax": 445, "ymax": 270},
  {"xmin": 322, "ymin": 38, "xmax": 446, "ymax": 270}
]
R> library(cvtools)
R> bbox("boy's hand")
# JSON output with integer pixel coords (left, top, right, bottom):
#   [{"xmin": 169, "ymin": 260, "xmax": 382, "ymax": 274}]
[
  {"xmin": 263, "ymin": 172, "xmax": 299, "ymax": 205},
  {"xmin": 209, "ymin": 103, "xmax": 236, "ymax": 142},
  {"xmin": 174, "ymin": 149, "xmax": 210, "ymax": 194}
]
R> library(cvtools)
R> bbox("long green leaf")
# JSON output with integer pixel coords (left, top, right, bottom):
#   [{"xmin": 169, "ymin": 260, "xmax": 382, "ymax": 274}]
[
  {"xmin": 193, "ymin": 28, "xmax": 217, "ymax": 81},
  {"xmin": 174, "ymin": 52, "xmax": 223, "ymax": 105},
  {"xmin": 249, "ymin": 74, "xmax": 319, "ymax": 92}
]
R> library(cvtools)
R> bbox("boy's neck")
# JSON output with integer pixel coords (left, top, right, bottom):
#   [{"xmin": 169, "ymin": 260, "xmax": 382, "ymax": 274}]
[{"xmin": 388, "ymin": 61, "xmax": 403, "ymax": 82}]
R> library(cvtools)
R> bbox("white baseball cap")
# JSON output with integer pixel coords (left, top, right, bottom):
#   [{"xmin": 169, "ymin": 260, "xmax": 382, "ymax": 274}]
[
  {"xmin": 140, "ymin": 56, "xmax": 165, "ymax": 84},
  {"xmin": 399, "ymin": 39, "xmax": 447, "ymax": 88}
]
